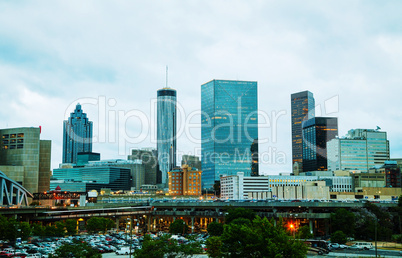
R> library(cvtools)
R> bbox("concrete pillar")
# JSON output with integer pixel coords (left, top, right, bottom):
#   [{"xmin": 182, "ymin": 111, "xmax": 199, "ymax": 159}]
[
  {"xmin": 191, "ymin": 217, "xmax": 194, "ymax": 233},
  {"xmin": 147, "ymin": 216, "xmax": 151, "ymax": 232},
  {"xmin": 115, "ymin": 217, "xmax": 119, "ymax": 231},
  {"xmin": 309, "ymin": 219, "xmax": 314, "ymax": 236}
]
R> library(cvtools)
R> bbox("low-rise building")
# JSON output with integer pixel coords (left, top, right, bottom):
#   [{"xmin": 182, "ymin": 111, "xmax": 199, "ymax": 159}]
[
  {"xmin": 221, "ymin": 172, "xmax": 353, "ymax": 200},
  {"xmin": 168, "ymin": 165, "xmax": 202, "ymax": 196}
]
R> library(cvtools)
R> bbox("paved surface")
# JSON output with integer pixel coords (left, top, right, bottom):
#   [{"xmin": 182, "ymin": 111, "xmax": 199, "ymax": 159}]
[
  {"xmin": 102, "ymin": 249, "xmax": 402, "ymax": 257},
  {"xmin": 102, "ymin": 253, "xmax": 208, "ymax": 258},
  {"xmin": 324, "ymin": 249, "xmax": 401, "ymax": 257}
]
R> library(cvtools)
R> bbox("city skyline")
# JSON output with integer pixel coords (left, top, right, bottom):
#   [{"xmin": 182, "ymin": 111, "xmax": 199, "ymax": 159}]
[{"xmin": 0, "ymin": 1, "xmax": 401, "ymax": 174}]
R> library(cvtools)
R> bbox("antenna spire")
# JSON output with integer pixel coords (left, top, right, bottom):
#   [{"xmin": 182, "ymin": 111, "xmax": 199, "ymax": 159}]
[{"xmin": 166, "ymin": 65, "xmax": 168, "ymax": 88}]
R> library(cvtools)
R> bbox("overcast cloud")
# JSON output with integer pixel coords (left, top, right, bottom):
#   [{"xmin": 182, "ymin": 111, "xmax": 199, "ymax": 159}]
[{"xmin": 0, "ymin": 1, "xmax": 401, "ymax": 174}]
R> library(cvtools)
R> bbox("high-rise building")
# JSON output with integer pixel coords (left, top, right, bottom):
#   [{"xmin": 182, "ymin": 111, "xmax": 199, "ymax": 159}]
[
  {"xmin": 291, "ymin": 91, "xmax": 315, "ymax": 175},
  {"xmin": 302, "ymin": 117, "xmax": 338, "ymax": 172},
  {"xmin": 0, "ymin": 127, "xmax": 51, "ymax": 193},
  {"xmin": 250, "ymin": 139, "xmax": 259, "ymax": 176},
  {"xmin": 181, "ymin": 155, "xmax": 201, "ymax": 171},
  {"xmin": 157, "ymin": 88, "xmax": 177, "ymax": 185},
  {"xmin": 327, "ymin": 129, "xmax": 390, "ymax": 172},
  {"xmin": 201, "ymin": 79, "xmax": 258, "ymax": 189},
  {"xmin": 62, "ymin": 103, "xmax": 93, "ymax": 164},
  {"xmin": 128, "ymin": 148, "xmax": 158, "ymax": 185}
]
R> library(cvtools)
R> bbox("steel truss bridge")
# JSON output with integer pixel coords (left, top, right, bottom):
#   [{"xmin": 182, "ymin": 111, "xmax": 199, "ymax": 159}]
[{"xmin": 0, "ymin": 171, "xmax": 33, "ymax": 206}]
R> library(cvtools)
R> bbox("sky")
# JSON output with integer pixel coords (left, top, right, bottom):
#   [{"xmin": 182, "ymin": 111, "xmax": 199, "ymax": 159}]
[{"xmin": 0, "ymin": 1, "xmax": 401, "ymax": 175}]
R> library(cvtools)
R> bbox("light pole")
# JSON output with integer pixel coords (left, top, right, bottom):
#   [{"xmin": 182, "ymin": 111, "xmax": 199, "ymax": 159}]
[
  {"xmin": 129, "ymin": 216, "xmax": 133, "ymax": 258},
  {"xmin": 375, "ymin": 217, "xmax": 378, "ymax": 258}
]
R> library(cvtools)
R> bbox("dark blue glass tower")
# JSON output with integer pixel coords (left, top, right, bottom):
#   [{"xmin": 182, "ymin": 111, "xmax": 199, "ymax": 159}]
[
  {"xmin": 302, "ymin": 117, "xmax": 338, "ymax": 172},
  {"xmin": 62, "ymin": 104, "xmax": 93, "ymax": 164},
  {"xmin": 201, "ymin": 80, "xmax": 258, "ymax": 189}
]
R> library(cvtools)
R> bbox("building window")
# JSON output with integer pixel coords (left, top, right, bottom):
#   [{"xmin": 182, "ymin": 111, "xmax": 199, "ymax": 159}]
[
  {"xmin": 10, "ymin": 134, "xmax": 16, "ymax": 138},
  {"xmin": 17, "ymin": 144, "xmax": 23, "ymax": 149},
  {"xmin": 2, "ymin": 140, "xmax": 8, "ymax": 144},
  {"xmin": 17, "ymin": 133, "xmax": 24, "ymax": 138},
  {"xmin": 2, "ymin": 134, "xmax": 9, "ymax": 139},
  {"xmin": 17, "ymin": 139, "xmax": 23, "ymax": 143},
  {"xmin": 10, "ymin": 145, "xmax": 16, "ymax": 149}
]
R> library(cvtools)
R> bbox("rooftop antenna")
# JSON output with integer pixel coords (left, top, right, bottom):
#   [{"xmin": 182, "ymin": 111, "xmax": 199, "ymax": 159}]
[{"xmin": 166, "ymin": 65, "xmax": 168, "ymax": 88}]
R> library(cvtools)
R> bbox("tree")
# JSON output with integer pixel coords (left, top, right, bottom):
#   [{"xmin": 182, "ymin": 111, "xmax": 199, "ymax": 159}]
[
  {"xmin": 134, "ymin": 234, "xmax": 202, "ymax": 258},
  {"xmin": 55, "ymin": 221, "xmax": 66, "ymax": 237},
  {"xmin": 86, "ymin": 217, "xmax": 114, "ymax": 234},
  {"xmin": 18, "ymin": 222, "xmax": 32, "ymax": 240},
  {"xmin": 45, "ymin": 225, "xmax": 57, "ymax": 237},
  {"xmin": 297, "ymin": 225, "xmax": 313, "ymax": 239},
  {"xmin": 207, "ymin": 221, "xmax": 224, "ymax": 236},
  {"xmin": 225, "ymin": 207, "xmax": 256, "ymax": 224},
  {"xmin": 65, "ymin": 219, "xmax": 77, "ymax": 235},
  {"xmin": 31, "ymin": 223, "xmax": 45, "ymax": 238},
  {"xmin": 0, "ymin": 215, "xmax": 17, "ymax": 241},
  {"xmin": 331, "ymin": 230, "xmax": 347, "ymax": 244},
  {"xmin": 51, "ymin": 240, "xmax": 101, "ymax": 258},
  {"xmin": 399, "ymin": 195, "xmax": 402, "ymax": 208},
  {"xmin": 206, "ymin": 236, "xmax": 222, "ymax": 258},
  {"xmin": 219, "ymin": 216, "xmax": 307, "ymax": 257},
  {"xmin": 331, "ymin": 208, "xmax": 355, "ymax": 236},
  {"xmin": 169, "ymin": 219, "xmax": 188, "ymax": 235}
]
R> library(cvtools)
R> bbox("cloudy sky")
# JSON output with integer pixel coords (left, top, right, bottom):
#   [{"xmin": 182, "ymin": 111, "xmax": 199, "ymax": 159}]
[{"xmin": 1, "ymin": 1, "xmax": 401, "ymax": 175}]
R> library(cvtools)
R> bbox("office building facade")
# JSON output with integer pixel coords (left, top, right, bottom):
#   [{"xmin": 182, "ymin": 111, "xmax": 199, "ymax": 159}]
[
  {"xmin": 62, "ymin": 103, "xmax": 93, "ymax": 164},
  {"xmin": 157, "ymin": 88, "xmax": 177, "ymax": 185},
  {"xmin": 302, "ymin": 117, "xmax": 338, "ymax": 172},
  {"xmin": 201, "ymin": 80, "xmax": 258, "ymax": 189},
  {"xmin": 181, "ymin": 155, "xmax": 202, "ymax": 171},
  {"xmin": 291, "ymin": 91, "xmax": 315, "ymax": 174},
  {"xmin": 128, "ymin": 148, "xmax": 158, "ymax": 185},
  {"xmin": 327, "ymin": 129, "xmax": 390, "ymax": 172},
  {"xmin": 168, "ymin": 165, "xmax": 202, "ymax": 196},
  {"xmin": 0, "ymin": 127, "xmax": 51, "ymax": 193},
  {"xmin": 51, "ymin": 165, "xmax": 131, "ymax": 192}
]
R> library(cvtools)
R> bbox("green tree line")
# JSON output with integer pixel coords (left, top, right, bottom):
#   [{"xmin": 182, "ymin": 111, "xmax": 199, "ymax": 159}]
[{"xmin": 0, "ymin": 215, "xmax": 114, "ymax": 241}]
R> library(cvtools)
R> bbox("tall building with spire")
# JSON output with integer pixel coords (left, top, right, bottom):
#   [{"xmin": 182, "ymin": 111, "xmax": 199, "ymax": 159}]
[
  {"xmin": 157, "ymin": 88, "xmax": 177, "ymax": 185},
  {"xmin": 62, "ymin": 103, "xmax": 93, "ymax": 164},
  {"xmin": 291, "ymin": 91, "xmax": 315, "ymax": 175}
]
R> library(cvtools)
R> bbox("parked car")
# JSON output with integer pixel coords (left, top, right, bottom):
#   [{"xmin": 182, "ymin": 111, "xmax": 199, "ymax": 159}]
[
  {"xmin": 330, "ymin": 243, "xmax": 340, "ymax": 249},
  {"xmin": 115, "ymin": 247, "xmax": 131, "ymax": 255}
]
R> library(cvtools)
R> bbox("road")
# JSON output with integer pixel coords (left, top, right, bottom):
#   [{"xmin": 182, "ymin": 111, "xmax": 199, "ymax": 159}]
[{"xmin": 102, "ymin": 249, "xmax": 402, "ymax": 257}]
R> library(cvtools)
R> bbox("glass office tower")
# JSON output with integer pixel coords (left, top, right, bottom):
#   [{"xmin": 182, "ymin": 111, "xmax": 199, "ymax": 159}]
[
  {"xmin": 62, "ymin": 104, "xmax": 93, "ymax": 164},
  {"xmin": 157, "ymin": 88, "xmax": 177, "ymax": 185},
  {"xmin": 302, "ymin": 117, "xmax": 338, "ymax": 172},
  {"xmin": 291, "ymin": 91, "xmax": 315, "ymax": 174},
  {"xmin": 201, "ymin": 80, "xmax": 258, "ymax": 189},
  {"xmin": 327, "ymin": 129, "xmax": 390, "ymax": 172}
]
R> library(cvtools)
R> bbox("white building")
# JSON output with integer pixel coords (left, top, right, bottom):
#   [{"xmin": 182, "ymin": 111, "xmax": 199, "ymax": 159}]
[
  {"xmin": 220, "ymin": 172, "xmax": 353, "ymax": 200},
  {"xmin": 327, "ymin": 129, "xmax": 389, "ymax": 172}
]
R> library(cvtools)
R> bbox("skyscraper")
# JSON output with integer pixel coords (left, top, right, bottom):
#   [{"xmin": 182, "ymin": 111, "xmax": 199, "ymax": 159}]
[
  {"xmin": 302, "ymin": 117, "xmax": 338, "ymax": 172},
  {"xmin": 62, "ymin": 103, "xmax": 93, "ymax": 164},
  {"xmin": 128, "ymin": 148, "xmax": 158, "ymax": 185},
  {"xmin": 327, "ymin": 129, "xmax": 390, "ymax": 172},
  {"xmin": 201, "ymin": 79, "xmax": 258, "ymax": 189},
  {"xmin": 0, "ymin": 127, "xmax": 51, "ymax": 193},
  {"xmin": 291, "ymin": 91, "xmax": 315, "ymax": 174},
  {"xmin": 157, "ymin": 88, "xmax": 177, "ymax": 185}
]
